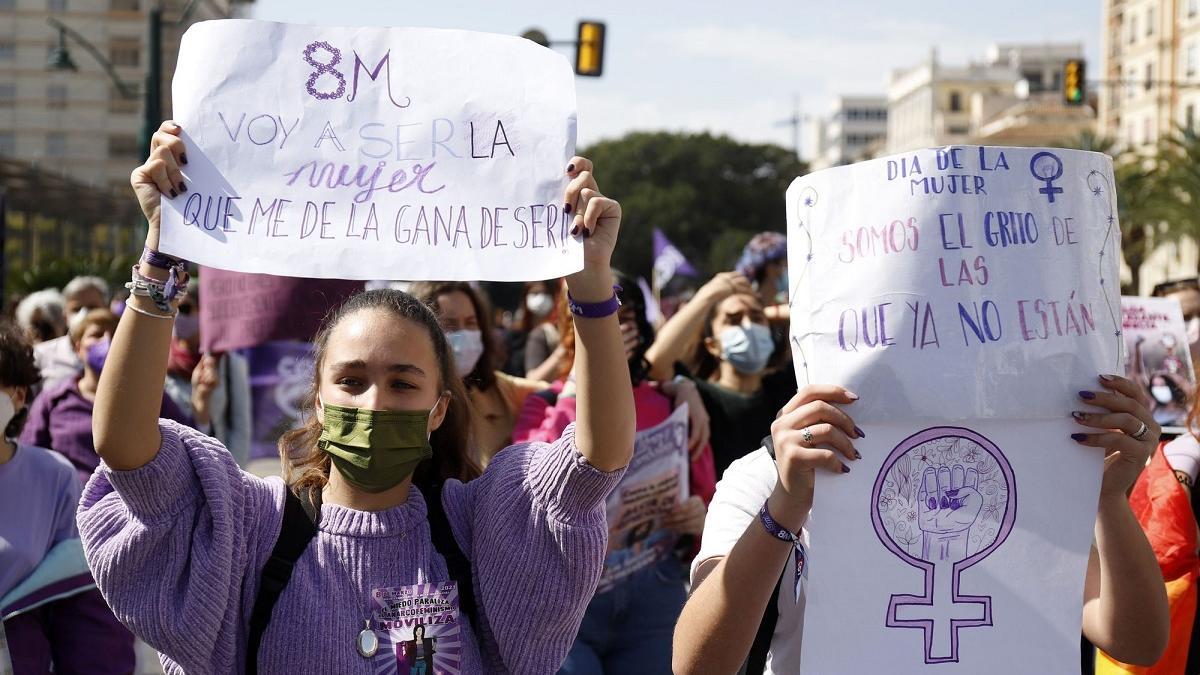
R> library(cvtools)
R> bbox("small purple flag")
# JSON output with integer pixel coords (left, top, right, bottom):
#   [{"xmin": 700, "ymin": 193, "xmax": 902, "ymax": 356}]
[
  {"xmin": 652, "ymin": 228, "xmax": 698, "ymax": 289},
  {"xmin": 637, "ymin": 276, "xmax": 662, "ymax": 326}
]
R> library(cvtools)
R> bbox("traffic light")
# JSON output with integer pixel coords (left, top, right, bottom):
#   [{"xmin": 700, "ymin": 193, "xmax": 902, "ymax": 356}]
[
  {"xmin": 1064, "ymin": 59, "xmax": 1086, "ymax": 106},
  {"xmin": 575, "ymin": 21, "xmax": 605, "ymax": 77}
]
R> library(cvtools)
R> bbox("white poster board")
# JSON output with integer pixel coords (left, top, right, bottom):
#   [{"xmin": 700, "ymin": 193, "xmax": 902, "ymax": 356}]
[
  {"xmin": 1121, "ymin": 295, "xmax": 1196, "ymax": 432},
  {"xmin": 787, "ymin": 146, "xmax": 1122, "ymax": 673},
  {"xmin": 161, "ymin": 20, "xmax": 580, "ymax": 281}
]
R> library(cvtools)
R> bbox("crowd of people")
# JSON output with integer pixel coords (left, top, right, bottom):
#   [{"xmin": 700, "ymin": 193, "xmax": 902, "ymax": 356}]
[{"xmin": 0, "ymin": 119, "xmax": 1190, "ymax": 674}]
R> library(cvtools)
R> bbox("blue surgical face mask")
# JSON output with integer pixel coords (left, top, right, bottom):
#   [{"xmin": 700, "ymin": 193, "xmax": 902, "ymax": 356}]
[
  {"xmin": 777, "ymin": 271, "xmax": 790, "ymax": 299},
  {"xmin": 718, "ymin": 322, "xmax": 775, "ymax": 375}
]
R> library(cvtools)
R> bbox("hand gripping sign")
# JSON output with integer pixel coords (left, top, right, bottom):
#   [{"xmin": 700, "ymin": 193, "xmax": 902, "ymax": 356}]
[{"xmin": 161, "ymin": 20, "xmax": 580, "ymax": 282}]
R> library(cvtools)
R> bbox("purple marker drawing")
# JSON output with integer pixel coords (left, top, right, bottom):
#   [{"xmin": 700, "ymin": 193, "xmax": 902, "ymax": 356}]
[
  {"xmin": 304, "ymin": 41, "xmax": 347, "ymax": 101},
  {"xmin": 870, "ymin": 426, "xmax": 1016, "ymax": 664}
]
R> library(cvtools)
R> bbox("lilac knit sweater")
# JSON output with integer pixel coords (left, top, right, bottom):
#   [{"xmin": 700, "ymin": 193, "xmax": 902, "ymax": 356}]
[{"xmin": 76, "ymin": 420, "xmax": 623, "ymax": 674}]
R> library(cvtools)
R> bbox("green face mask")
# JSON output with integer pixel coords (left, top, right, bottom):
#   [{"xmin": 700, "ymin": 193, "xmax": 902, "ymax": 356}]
[{"xmin": 318, "ymin": 401, "xmax": 437, "ymax": 493}]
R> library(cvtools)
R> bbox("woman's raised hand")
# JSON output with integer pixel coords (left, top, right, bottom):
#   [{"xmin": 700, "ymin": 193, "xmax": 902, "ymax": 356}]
[{"xmin": 130, "ymin": 120, "xmax": 188, "ymax": 248}]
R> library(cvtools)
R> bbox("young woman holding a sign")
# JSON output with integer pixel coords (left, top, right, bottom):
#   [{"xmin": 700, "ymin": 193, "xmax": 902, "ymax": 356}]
[
  {"xmin": 76, "ymin": 121, "xmax": 636, "ymax": 674},
  {"xmin": 672, "ymin": 377, "xmax": 1170, "ymax": 673}
]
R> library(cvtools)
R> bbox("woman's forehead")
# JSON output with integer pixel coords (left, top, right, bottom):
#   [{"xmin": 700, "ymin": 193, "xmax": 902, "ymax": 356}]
[{"xmin": 326, "ymin": 309, "xmax": 436, "ymax": 365}]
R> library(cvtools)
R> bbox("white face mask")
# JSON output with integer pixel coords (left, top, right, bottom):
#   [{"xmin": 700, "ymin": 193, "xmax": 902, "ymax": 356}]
[
  {"xmin": 0, "ymin": 392, "xmax": 16, "ymax": 435},
  {"xmin": 1151, "ymin": 385, "xmax": 1175, "ymax": 405},
  {"xmin": 446, "ymin": 329, "xmax": 484, "ymax": 377},
  {"xmin": 526, "ymin": 293, "xmax": 554, "ymax": 317},
  {"xmin": 718, "ymin": 322, "xmax": 775, "ymax": 375}
]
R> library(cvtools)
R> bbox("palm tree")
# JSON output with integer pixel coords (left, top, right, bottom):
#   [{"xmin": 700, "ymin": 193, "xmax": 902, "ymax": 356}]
[
  {"xmin": 1156, "ymin": 127, "xmax": 1200, "ymax": 266},
  {"xmin": 1057, "ymin": 131, "xmax": 1179, "ymax": 293}
]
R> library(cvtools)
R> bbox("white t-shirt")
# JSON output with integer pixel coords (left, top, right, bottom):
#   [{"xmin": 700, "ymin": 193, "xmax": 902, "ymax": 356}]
[
  {"xmin": 1164, "ymin": 434, "xmax": 1200, "ymax": 487},
  {"xmin": 691, "ymin": 447, "xmax": 808, "ymax": 674}
]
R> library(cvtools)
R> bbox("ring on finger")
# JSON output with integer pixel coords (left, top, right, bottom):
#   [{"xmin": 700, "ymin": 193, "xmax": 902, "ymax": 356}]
[
  {"xmin": 1130, "ymin": 420, "xmax": 1150, "ymax": 441},
  {"xmin": 801, "ymin": 426, "xmax": 814, "ymax": 445}
]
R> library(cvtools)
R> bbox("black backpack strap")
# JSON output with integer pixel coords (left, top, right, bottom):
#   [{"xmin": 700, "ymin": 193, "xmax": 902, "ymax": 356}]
[
  {"xmin": 742, "ymin": 434, "xmax": 782, "ymax": 674},
  {"xmin": 425, "ymin": 482, "xmax": 478, "ymax": 628},
  {"xmin": 246, "ymin": 487, "xmax": 319, "ymax": 675}
]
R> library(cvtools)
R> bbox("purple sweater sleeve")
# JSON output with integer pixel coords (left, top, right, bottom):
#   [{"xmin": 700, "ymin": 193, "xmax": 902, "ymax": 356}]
[
  {"xmin": 75, "ymin": 420, "xmax": 282, "ymax": 673},
  {"xmin": 443, "ymin": 422, "xmax": 624, "ymax": 673}
]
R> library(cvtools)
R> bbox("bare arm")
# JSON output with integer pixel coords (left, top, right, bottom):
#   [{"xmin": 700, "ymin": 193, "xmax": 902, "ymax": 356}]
[
  {"xmin": 565, "ymin": 157, "xmax": 634, "ymax": 472},
  {"xmin": 1081, "ymin": 494, "xmax": 1169, "ymax": 665},
  {"xmin": 673, "ymin": 384, "xmax": 862, "ymax": 673},
  {"xmin": 644, "ymin": 271, "xmax": 752, "ymax": 382},
  {"xmin": 93, "ymin": 122, "xmax": 188, "ymax": 471}
]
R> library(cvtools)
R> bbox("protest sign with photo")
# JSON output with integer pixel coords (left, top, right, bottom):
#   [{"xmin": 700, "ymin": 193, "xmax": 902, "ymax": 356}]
[
  {"xmin": 1121, "ymin": 295, "xmax": 1196, "ymax": 430},
  {"xmin": 787, "ymin": 146, "xmax": 1122, "ymax": 673},
  {"xmin": 162, "ymin": 20, "xmax": 580, "ymax": 281},
  {"xmin": 597, "ymin": 404, "xmax": 690, "ymax": 594}
]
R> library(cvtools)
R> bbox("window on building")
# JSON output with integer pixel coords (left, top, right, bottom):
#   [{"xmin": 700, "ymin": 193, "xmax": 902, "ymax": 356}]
[
  {"xmin": 948, "ymin": 91, "xmax": 962, "ymax": 112},
  {"xmin": 1188, "ymin": 43, "xmax": 1198, "ymax": 78},
  {"xmin": 1148, "ymin": 7, "xmax": 1157, "ymax": 35},
  {"xmin": 109, "ymin": 84, "xmax": 138, "ymax": 113},
  {"xmin": 1145, "ymin": 117, "xmax": 1155, "ymax": 144},
  {"xmin": 0, "ymin": 83, "xmax": 14, "ymax": 108},
  {"xmin": 1190, "ymin": 0, "xmax": 1199, "ymax": 19},
  {"xmin": 0, "ymin": 0, "xmax": 14, "ymax": 9},
  {"xmin": 1129, "ymin": 15, "xmax": 1139, "ymax": 44},
  {"xmin": 48, "ymin": 0, "xmax": 68, "ymax": 10},
  {"xmin": 46, "ymin": 132, "xmax": 67, "ymax": 157},
  {"xmin": 1187, "ymin": 104, "xmax": 1196, "ymax": 130},
  {"xmin": 110, "ymin": 0, "xmax": 139, "ymax": 10},
  {"xmin": 107, "ymin": 134, "xmax": 139, "ymax": 158},
  {"xmin": 46, "ymin": 83, "xmax": 67, "ymax": 109},
  {"xmin": 109, "ymin": 39, "xmax": 140, "ymax": 67},
  {"xmin": 1145, "ymin": 62, "xmax": 1155, "ymax": 91},
  {"xmin": 0, "ymin": 132, "xmax": 14, "ymax": 156},
  {"xmin": 0, "ymin": 41, "xmax": 15, "ymax": 61}
]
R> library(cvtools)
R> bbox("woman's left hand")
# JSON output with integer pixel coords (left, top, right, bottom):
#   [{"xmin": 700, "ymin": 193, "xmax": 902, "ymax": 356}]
[
  {"xmin": 663, "ymin": 495, "xmax": 707, "ymax": 536},
  {"xmin": 563, "ymin": 156, "xmax": 622, "ymax": 298},
  {"xmin": 1071, "ymin": 374, "xmax": 1160, "ymax": 499}
]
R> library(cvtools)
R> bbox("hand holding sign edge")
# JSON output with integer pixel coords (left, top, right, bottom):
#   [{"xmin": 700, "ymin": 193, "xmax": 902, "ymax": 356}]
[
  {"xmin": 133, "ymin": 120, "xmax": 188, "ymax": 253},
  {"xmin": 564, "ymin": 156, "xmax": 622, "ymax": 302}
]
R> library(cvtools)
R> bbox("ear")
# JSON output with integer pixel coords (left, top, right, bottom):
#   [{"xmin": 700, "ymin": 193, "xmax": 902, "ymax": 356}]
[
  {"xmin": 314, "ymin": 390, "xmax": 325, "ymax": 426},
  {"xmin": 428, "ymin": 391, "xmax": 450, "ymax": 433},
  {"xmin": 704, "ymin": 335, "xmax": 722, "ymax": 359}
]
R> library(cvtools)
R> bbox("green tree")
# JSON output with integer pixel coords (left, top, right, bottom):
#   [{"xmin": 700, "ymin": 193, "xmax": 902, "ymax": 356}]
[
  {"xmin": 1157, "ymin": 127, "xmax": 1200, "ymax": 267},
  {"xmin": 580, "ymin": 132, "xmax": 806, "ymax": 282}
]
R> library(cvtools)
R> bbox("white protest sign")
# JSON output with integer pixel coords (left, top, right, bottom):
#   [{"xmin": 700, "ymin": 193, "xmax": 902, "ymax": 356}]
[
  {"xmin": 1121, "ymin": 295, "xmax": 1196, "ymax": 431},
  {"xmin": 597, "ymin": 403, "xmax": 690, "ymax": 594},
  {"xmin": 786, "ymin": 146, "xmax": 1122, "ymax": 673},
  {"xmin": 161, "ymin": 20, "xmax": 580, "ymax": 281}
]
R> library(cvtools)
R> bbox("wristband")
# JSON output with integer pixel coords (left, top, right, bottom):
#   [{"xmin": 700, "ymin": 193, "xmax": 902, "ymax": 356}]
[
  {"xmin": 141, "ymin": 246, "xmax": 186, "ymax": 270},
  {"xmin": 567, "ymin": 284, "xmax": 622, "ymax": 318},
  {"xmin": 759, "ymin": 499, "xmax": 801, "ymax": 544}
]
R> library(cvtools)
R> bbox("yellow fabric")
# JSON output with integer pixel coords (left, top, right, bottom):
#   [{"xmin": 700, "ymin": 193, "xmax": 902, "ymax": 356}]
[
  {"xmin": 1096, "ymin": 572, "xmax": 1196, "ymax": 674},
  {"xmin": 469, "ymin": 371, "xmax": 548, "ymax": 465}
]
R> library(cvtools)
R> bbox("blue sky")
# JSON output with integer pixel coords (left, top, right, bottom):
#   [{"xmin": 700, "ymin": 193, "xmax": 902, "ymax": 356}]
[{"xmin": 248, "ymin": 0, "xmax": 1102, "ymax": 156}]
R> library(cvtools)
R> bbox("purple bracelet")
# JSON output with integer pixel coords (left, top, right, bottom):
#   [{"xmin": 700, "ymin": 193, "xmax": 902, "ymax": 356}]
[
  {"xmin": 567, "ymin": 284, "xmax": 622, "ymax": 318},
  {"xmin": 759, "ymin": 500, "xmax": 800, "ymax": 544},
  {"xmin": 142, "ymin": 246, "xmax": 186, "ymax": 270}
]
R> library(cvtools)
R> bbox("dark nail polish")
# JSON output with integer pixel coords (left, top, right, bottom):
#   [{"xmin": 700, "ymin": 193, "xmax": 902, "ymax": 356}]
[
  {"xmin": 1071, "ymin": 411, "xmax": 1087, "ymax": 421},
  {"xmin": 564, "ymin": 202, "xmax": 572, "ymax": 214},
  {"xmin": 1071, "ymin": 433, "xmax": 1088, "ymax": 441},
  {"xmin": 180, "ymin": 153, "xmax": 189, "ymax": 165},
  {"xmin": 841, "ymin": 464, "xmax": 851, "ymax": 473},
  {"xmin": 853, "ymin": 450, "xmax": 863, "ymax": 460},
  {"xmin": 570, "ymin": 226, "xmax": 579, "ymax": 237},
  {"xmin": 169, "ymin": 189, "xmax": 177, "ymax": 198},
  {"xmin": 1078, "ymin": 390, "xmax": 1095, "ymax": 400},
  {"xmin": 567, "ymin": 163, "xmax": 575, "ymax": 173},
  {"xmin": 854, "ymin": 426, "xmax": 866, "ymax": 438},
  {"xmin": 178, "ymin": 182, "xmax": 187, "ymax": 193}
]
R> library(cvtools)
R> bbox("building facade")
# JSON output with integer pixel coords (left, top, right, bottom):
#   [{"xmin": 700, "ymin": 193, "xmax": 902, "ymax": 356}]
[
  {"xmin": 1100, "ymin": 0, "xmax": 1200, "ymax": 293},
  {"xmin": 808, "ymin": 95, "xmax": 888, "ymax": 170},
  {"xmin": 887, "ymin": 43, "xmax": 1094, "ymax": 154}
]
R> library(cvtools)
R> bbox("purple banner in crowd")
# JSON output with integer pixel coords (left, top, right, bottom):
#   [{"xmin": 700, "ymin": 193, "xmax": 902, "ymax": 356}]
[
  {"xmin": 200, "ymin": 268, "xmax": 362, "ymax": 353},
  {"xmin": 245, "ymin": 340, "xmax": 314, "ymax": 461}
]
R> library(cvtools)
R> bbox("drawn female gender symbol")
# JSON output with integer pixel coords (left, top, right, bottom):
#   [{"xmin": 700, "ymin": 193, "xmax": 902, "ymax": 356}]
[
  {"xmin": 1029, "ymin": 151, "xmax": 1064, "ymax": 204},
  {"xmin": 870, "ymin": 427, "xmax": 1017, "ymax": 664}
]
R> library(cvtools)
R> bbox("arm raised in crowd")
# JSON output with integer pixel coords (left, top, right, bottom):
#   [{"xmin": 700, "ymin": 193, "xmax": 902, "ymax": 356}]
[
  {"xmin": 93, "ymin": 121, "xmax": 188, "ymax": 471},
  {"xmin": 563, "ymin": 157, "xmax": 634, "ymax": 472},
  {"xmin": 644, "ymin": 271, "xmax": 753, "ymax": 382}
]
